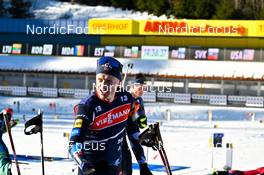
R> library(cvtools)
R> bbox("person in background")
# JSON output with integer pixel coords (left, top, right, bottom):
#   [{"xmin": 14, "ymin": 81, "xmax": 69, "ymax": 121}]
[
  {"xmin": 122, "ymin": 73, "xmax": 152, "ymax": 175},
  {"xmin": 130, "ymin": 73, "xmax": 148, "ymax": 129},
  {"xmin": 0, "ymin": 108, "xmax": 18, "ymax": 175}
]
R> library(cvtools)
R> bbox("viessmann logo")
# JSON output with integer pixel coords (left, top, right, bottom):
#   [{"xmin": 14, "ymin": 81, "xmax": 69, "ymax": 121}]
[{"xmin": 91, "ymin": 104, "xmax": 131, "ymax": 130}]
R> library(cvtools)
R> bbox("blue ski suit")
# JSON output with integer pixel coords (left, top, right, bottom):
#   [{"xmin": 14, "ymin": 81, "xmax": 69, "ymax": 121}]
[{"xmin": 69, "ymin": 91, "xmax": 146, "ymax": 175}]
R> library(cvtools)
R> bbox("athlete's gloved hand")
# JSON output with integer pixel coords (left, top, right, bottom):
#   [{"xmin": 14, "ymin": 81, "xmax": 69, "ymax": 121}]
[
  {"xmin": 80, "ymin": 160, "xmax": 95, "ymax": 175},
  {"xmin": 137, "ymin": 115, "xmax": 147, "ymax": 129},
  {"xmin": 139, "ymin": 163, "xmax": 153, "ymax": 175},
  {"xmin": 74, "ymin": 151, "xmax": 95, "ymax": 175}
]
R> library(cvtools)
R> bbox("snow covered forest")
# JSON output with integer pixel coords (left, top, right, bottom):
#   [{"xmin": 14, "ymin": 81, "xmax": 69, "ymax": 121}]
[{"xmin": 1, "ymin": 0, "xmax": 264, "ymax": 19}]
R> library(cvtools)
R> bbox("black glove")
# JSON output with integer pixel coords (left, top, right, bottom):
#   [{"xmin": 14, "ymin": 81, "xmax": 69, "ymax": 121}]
[
  {"xmin": 139, "ymin": 163, "xmax": 153, "ymax": 175},
  {"xmin": 80, "ymin": 160, "xmax": 95, "ymax": 175}
]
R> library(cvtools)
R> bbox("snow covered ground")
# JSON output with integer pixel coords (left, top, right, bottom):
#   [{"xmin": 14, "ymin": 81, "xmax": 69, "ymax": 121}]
[
  {"xmin": 2, "ymin": 0, "xmax": 264, "ymax": 174},
  {"xmin": 2, "ymin": 96, "xmax": 264, "ymax": 121},
  {"xmin": 1, "ymin": 96, "xmax": 264, "ymax": 175}
]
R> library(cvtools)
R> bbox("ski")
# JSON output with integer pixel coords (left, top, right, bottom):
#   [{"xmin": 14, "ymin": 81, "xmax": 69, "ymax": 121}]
[
  {"xmin": 3, "ymin": 110, "xmax": 21, "ymax": 175},
  {"xmin": 12, "ymin": 160, "xmax": 29, "ymax": 165},
  {"xmin": 11, "ymin": 154, "xmax": 68, "ymax": 162},
  {"xmin": 139, "ymin": 122, "xmax": 172, "ymax": 175}
]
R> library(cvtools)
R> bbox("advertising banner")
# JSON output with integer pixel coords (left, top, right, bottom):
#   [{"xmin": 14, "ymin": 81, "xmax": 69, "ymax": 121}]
[
  {"xmin": 123, "ymin": 46, "xmax": 140, "ymax": 58},
  {"xmin": 191, "ymin": 49, "xmax": 208, "ymax": 60},
  {"xmin": 0, "ymin": 43, "xmax": 26, "ymax": 55},
  {"xmin": 29, "ymin": 44, "xmax": 55, "ymax": 56},
  {"xmin": 207, "ymin": 48, "xmax": 219, "ymax": 60},
  {"xmin": 170, "ymin": 47, "xmax": 186, "ymax": 59},
  {"xmin": 230, "ymin": 49, "xmax": 255, "ymax": 61},
  {"xmin": 59, "ymin": 45, "xmax": 86, "ymax": 56},
  {"xmin": 88, "ymin": 19, "xmax": 134, "ymax": 35},
  {"xmin": 89, "ymin": 45, "xmax": 124, "ymax": 57},
  {"xmin": 141, "ymin": 46, "xmax": 169, "ymax": 60},
  {"xmin": 139, "ymin": 20, "xmax": 250, "ymax": 37}
]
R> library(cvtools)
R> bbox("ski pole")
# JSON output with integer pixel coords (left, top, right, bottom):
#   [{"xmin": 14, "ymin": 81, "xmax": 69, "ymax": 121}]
[
  {"xmin": 161, "ymin": 146, "xmax": 172, "ymax": 173},
  {"xmin": 40, "ymin": 128, "xmax": 45, "ymax": 175},
  {"xmin": 159, "ymin": 149, "xmax": 171, "ymax": 175},
  {"xmin": 38, "ymin": 109, "xmax": 45, "ymax": 175},
  {"xmin": 155, "ymin": 122, "xmax": 172, "ymax": 175},
  {"xmin": 3, "ymin": 110, "xmax": 21, "ymax": 175},
  {"xmin": 122, "ymin": 63, "xmax": 134, "ymax": 89},
  {"xmin": 157, "ymin": 140, "xmax": 172, "ymax": 175},
  {"xmin": 160, "ymin": 146, "xmax": 172, "ymax": 175}
]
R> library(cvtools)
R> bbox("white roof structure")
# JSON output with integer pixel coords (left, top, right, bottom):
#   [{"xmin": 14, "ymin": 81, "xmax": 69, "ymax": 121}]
[{"xmin": 1, "ymin": 55, "xmax": 264, "ymax": 79}]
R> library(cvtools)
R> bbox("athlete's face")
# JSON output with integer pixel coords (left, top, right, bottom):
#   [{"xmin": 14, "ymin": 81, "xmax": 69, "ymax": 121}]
[
  {"xmin": 96, "ymin": 73, "xmax": 120, "ymax": 102},
  {"xmin": 132, "ymin": 83, "xmax": 144, "ymax": 98}
]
